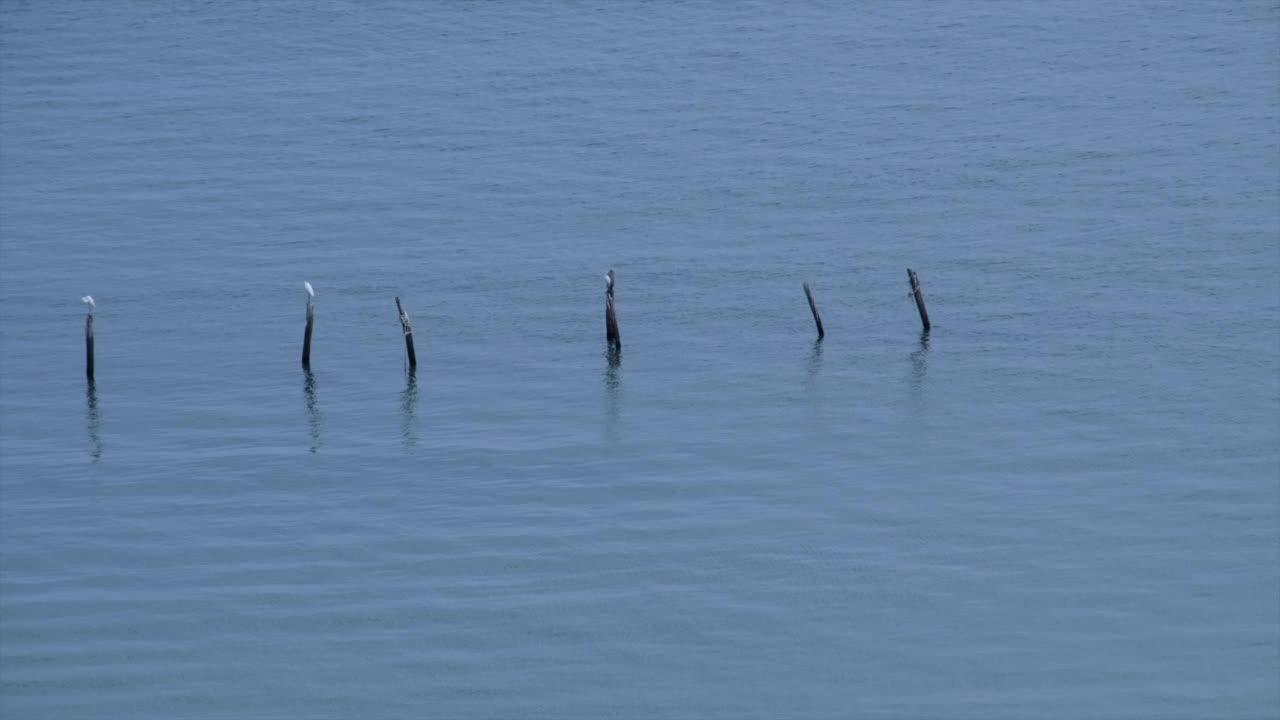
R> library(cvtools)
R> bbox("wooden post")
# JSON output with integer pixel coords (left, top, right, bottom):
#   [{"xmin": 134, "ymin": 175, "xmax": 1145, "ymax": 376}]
[
  {"xmin": 302, "ymin": 282, "xmax": 314, "ymax": 367},
  {"xmin": 81, "ymin": 295, "xmax": 95, "ymax": 380},
  {"xmin": 908, "ymin": 268, "xmax": 931, "ymax": 331},
  {"xmin": 605, "ymin": 269, "xmax": 621, "ymax": 348},
  {"xmin": 85, "ymin": 313, "xmax": 95, "ymax": 380},
  {"xmin": 302, "ymin": 304, "xmax": 314, "ymax": 367},
  {"xmin": 803, "ymin": 282, "xmax": 825, "ymax": 340},
  {"xmin": 395, "ymin": 296, "xmax": 417, "ymax": 369}
]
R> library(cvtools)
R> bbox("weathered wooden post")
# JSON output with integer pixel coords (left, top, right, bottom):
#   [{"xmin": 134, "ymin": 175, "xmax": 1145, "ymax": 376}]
[
  {"xmin": 907, "ymin": 269, "xmax": 931, "ymax": 331},
  {"xmin": 395, "ymin": 296, "xmax": 417, "ymax": 369},
  {"xmin": 605, "ymin": 269, "xmax": 621, "ymax": 348},
  {"xmin": 81, "ymin": 295, "xmax": 95, "ymax": 380},
  {"xmin": 803, "ymin": 282, "xmax": 825, "ymax": 340},
  {"xmin": 302, "ymin": 281, "xmax": 314, "ymax": 367}
]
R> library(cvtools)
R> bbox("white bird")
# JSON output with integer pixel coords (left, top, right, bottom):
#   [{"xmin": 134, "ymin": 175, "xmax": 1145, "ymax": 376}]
[
  {"xmin": 304, "ymin": 281, "xmax": 314, "ymax": 299},
  {"xmin": 81, "ymin": 295, "xmax": 95, "ymax": 311}
]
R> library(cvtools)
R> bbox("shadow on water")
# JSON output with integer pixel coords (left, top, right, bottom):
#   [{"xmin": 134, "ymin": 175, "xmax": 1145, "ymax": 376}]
[
  {"xmin": 303, "ymin": 369, "xmax": 321, "ymax": 453},
  {"xmin": 85, "ymin": 380, "xmax": 102, "ymax": 461},
  {"xmin": 401, "ymin": 368, "xmax": 418, "ymax": 447},
  {"xmin": 604, "ymin": 346, "xmax": 621, "ymax": 440}
]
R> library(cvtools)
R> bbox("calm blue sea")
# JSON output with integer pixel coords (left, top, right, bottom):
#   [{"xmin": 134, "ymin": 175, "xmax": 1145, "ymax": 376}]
[{"xmin": 2, "ymin": 2, "xmax": 1277, "ymax": 718}]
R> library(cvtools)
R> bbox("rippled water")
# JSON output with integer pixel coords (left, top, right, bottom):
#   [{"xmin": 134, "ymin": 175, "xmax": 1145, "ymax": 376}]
[{"xmin": 2, "ymin": 2, "xmax": 1277, "ymax": 717}]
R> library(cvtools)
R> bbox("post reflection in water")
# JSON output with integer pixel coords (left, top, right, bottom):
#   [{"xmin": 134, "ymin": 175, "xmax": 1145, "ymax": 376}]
[
  {"xmin": 806, "ymin": 338, "xmax": 824, "ymax": 389},
  {"xmin": 604, "ymin": 347, "xmax": 621, "ymax": 440},
  {"xmin": 400, "ymin": 368, "xmax": 419, "ymax": 447},
  {"xmin": 85, "ymin": 380, "xmax": 102, "ymax": 461},
  {"xmin": 303, "ymin": 369, "xmax": 321, "ymax": 453},
  {"xmin": 802, "ymin": 338, "xmax": 828, "ymax": 432},
  {"xmin": 909, "ymin": 330, "xmax": 930, "ymax": 407}
]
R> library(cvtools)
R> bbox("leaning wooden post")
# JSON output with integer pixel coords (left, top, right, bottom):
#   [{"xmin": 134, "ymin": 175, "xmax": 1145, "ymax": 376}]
[
  {"xmin": 395, "ymin": 296, "xmax": 417, "ymax": 369},
  {"xmin": 803, "ymin": 282, "xmax": 825, "ymax": 340},
  {"xmin": 302, "ymin": 281, "xmax": 315, "ymax": 367},
  {"xmin": 907, "ymin": 269, "xmax": 931, "ymax": 331},
  {"xmin": 81, "ymin": 295, "xmax": 95, "ymax": 380},
  {"xmin": 605, "ymin": 269, "xmax": 621, "ymax": 348}
]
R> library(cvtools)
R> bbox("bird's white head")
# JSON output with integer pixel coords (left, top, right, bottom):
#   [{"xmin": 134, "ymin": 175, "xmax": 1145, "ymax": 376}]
[
  {"xmin": 81, "ymin": 295, "xmax": 95, "ymax": 310},
  {"xmin": 605, "ymin": 270, "xmax": 615, "ymax": 289},
  {"xmin": 304, "ymin": 281, "xmax": 314, "ymax": 299}
]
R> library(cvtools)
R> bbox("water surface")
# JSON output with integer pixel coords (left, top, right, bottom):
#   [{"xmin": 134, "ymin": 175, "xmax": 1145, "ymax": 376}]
[{"xmin": 2, "ymin": 2, "xmax": 1277, "ymax": 718}]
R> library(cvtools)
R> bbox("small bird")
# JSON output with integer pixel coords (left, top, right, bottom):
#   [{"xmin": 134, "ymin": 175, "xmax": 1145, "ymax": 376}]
[
  {"xmin": 304, "ymin": 281, "xmax": 314, "ymax": 300},
  {"xmin": 81, "ymin": 295, "xmax": 95, "ymax": 311}
]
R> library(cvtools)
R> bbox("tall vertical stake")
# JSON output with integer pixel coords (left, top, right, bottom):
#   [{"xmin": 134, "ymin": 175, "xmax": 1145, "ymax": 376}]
[
  {"xmin": 605, "ymin": 269, "xmax": 621, "ymax": 348},
  {"xmin": 302, "ymin": 281, "xmax": 315, "ymax": 367},
  {"xmin": 81, "ymin": 295, "xmax": 95, "ymax": 380},
  {"xmin": 395, "ymin": 296, "xmax": 417, "ymax": 369},
  {"xmin": 803, "ymin": 282, "xmax": 825, "ymax": 340},
  {"xmin": 85, "ymin": 314, "xmax": 95, "ymax": 379},
  {"xmin": 908, "ymin": 268, "xmax": 931, "ymax": 331},
  {"xmin": 302, "ymin": 304, "xmax": 314, "ymax": 367}
]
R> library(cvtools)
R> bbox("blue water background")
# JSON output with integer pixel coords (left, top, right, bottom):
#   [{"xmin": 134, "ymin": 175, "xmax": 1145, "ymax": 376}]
[{"xmin": 2, "ymin": 2, "xmax": 1278, "ymax": 717}]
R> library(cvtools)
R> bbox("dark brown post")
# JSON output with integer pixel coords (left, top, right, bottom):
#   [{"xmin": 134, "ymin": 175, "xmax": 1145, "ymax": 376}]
[
  {"xmin": 803, "ymin": 282, "xmax": 825, "ymax": 340},
  {"xmin": 85, "ymin": 314, "xmax": 95, "ymax": 380},
  {"xmin": 395, "ymin": 296, "xmax": 417, "ymax": 369},
  {"xmin": 605, "ymin": 269, "xmax": 621, "ymax": 348},
  {"xmin": 81, "ymin": 295, "xmax": 95, "ymax": 380},
  {"xmin": 907, "ymin": 269, "xmax": 931, "ymax": 331},
  {"xmin": 302, "ymin": 305, "xmax": 313, "ymax": 367},
  {"xmin": 302, "ymin": 281, "xmax": 314, "ymax": 368}
]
